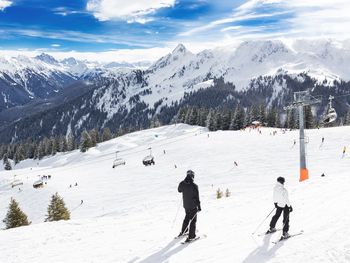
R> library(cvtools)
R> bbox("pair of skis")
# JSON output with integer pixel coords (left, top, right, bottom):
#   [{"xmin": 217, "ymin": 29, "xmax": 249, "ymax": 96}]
[
  {"xmin": 175, "ymin": 233, "xmax": 207, "ymax": 244},
  {"xmin": 257, "ymin": 228, "xmax": 304, "ymax": 243}
]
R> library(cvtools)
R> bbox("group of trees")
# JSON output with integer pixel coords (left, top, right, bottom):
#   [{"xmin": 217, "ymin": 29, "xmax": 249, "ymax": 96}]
[
  {"xmin": 0, "ymin": 127, "xmax": 116, "ymax": 169},
  {"xmin": 172, "ymin": 104, "xmax": 319, "ymax": 131},
  {"xmin": 3, "ymin": 193, "xmax": 70, "ymax": 229}
]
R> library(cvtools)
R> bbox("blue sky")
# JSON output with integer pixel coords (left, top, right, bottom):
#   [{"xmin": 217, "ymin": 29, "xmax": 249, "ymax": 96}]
[{"xmin": 1, "ymin": 0, "xmax": 350, "ymax": 61}]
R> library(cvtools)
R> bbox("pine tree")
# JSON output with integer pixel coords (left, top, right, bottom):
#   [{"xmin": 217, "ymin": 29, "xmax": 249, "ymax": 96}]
[
  {"xmin": 80, "ymin": 130, "xmax": 92, "ymax": 152},
  {"xmin": 266, "ymin": 107, "xmax": 277, "ymax": 127},
  {"xmin": 230, "ymin": 105, "xmax": 245, "ymax": 130},
  {"xmin": 3, "ymin": 153, "xmax": 12, "ymax": 170},
  {"xmin": 259, "ymin": 104, "xmax": 267, "ymax": 124},
  {"xmin": 102, "ymin": 128, "xmax": 112, "ymax": 142},
  {"xmin": 44, "ymin": 137, "xmax": 52, "ymax": 156},
  {"xmin": 206, "ymin": 109, "xmax": 217, "ymax": 131},
  {"xmin": 89, "ymin": 129, "xmax": 99, "ymax": 147},
  {"xmin": 37, "ymin": 141, "xmax": 46, "ymax": 159},
  {"xmin": 67, "ymin": 134, "xmax": 75, "ymax": 151},
  {"xmin": 14, "ymin": 145, "xmax": 25, "ymax": 164},
  {"xmin": 216, "ymin": 188, "xmax": 223, "ymax": 199},
  {"xmin": 188, "ymin": 107, "xmax": 198, "ymax": 125},
  {"xmin": 250, "ymin": 105, "xmax": 259, "ymax": 123},
  {"xmin": 59, "ymin": 136, "xmax": 68, "ymax": 152},
  {"xmin": 288, "ymin": 109, "xmax": 297, "ymax": 129},
  {"xmin": 344, "ymin": 109, "xmax": 350, "ymax": 126},
  {"xmin": 245, "ymin": 107, "xmax": 252, "ymax": 126},
  {"xmin": 221, "ymin": 108, "xmax": 231, "ymax": 130},
  {"xmin": 3, "ymin": 198, "xmax": 30, "ymax": 229},
  {"xmin": 45, "ymin": 193, "xmax": 70, "ymax": 222},
  {"xmin": 275, "ymin": 111, "xmax": 282, "ymax": 128}
]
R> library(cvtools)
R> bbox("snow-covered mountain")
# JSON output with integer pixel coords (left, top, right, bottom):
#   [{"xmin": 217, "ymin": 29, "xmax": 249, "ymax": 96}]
[
  {"xmin": 1, "ymin": 39, "xmax": 350, "ymax": 143},
  {"xmin": 1, "ymin": 124, "xmax": 350, "ymax": 262}
]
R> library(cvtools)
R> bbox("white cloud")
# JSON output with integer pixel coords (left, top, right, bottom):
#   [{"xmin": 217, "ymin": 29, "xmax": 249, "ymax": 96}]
[
  {"xmin": 233, "ymin": 0, "xmax": 350, "ymax": 38},
  {"xmin": 86, "ymin": 0, "xmax": 176, "ymax": 22},
  {"xmin": 177, "ymin": 0, "xmax": 350, "ymax": 46},
  {"xmin": 179, "ymin": 11, "xmax": 290, "ymax": 37},
  {"xmin": 2, "ymin": 28, "xmax": 157, "ymax": 48},
  {"xmin": 0, "ymin": 0, "xmax": 12, "ymax": 11},
  {"xmin": 51, "ymin": 44, "xmax": 61, "ymax": 47}
]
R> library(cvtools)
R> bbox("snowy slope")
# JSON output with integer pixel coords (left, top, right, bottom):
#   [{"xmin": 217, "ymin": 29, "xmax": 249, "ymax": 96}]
[{"xmin": 1, "ymin": 124, "xmax": 350, "ymax": 262}]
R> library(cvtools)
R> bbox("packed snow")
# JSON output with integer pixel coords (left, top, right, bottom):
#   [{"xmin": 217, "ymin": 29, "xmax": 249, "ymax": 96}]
[{"xmin": 1, "ymin": 124, "xmax": 350, "ymax": 262}]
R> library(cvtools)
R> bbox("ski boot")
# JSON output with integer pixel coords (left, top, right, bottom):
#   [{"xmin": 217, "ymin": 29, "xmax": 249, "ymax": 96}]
[
  {"xmin": 281, "ymin": 232, "xmax": 290, "ymax": 239},
  {"xmin": 266, "ymin": 227, "xmax": 276, "ymax": 234}
]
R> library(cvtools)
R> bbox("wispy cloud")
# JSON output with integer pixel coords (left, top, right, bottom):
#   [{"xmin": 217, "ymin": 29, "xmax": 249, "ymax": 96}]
[
  {"xmin": 0, "ymin": 27, "xmax": 159, "ymax": 48},
  {"xmin": 86, "ymin": 0, "xmax": 176, "ymax": 23},
  {"xmin": 179, "ymin": 10, "xmax": 291, "ymax": 37},
  {"xmin": 0, "ymin": 0, "xmax": 12, "ymax": 11},
  {"xmin": 227, "ymin": 0, "xmax": 350, "ymax": 39},
  {"xmin": 51, "ymin": 44, "xmax": 61, "ymax": 47},
  {"xmin": 53, "ymin": 7, "xmax": 85, "ymax": 17}
]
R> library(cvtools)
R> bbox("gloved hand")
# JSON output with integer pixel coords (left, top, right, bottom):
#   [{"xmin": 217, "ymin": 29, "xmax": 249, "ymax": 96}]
[
  {"xmin": 289, "ymin": 206, "xmax": 293, "ymax": 212},
  {"xmin": 274, "ymin": 203, "xmax": 278, "ymax": 208},
  {"xmin": 197, "ymin": 206, "xmax": 201, "ymax": 212}
]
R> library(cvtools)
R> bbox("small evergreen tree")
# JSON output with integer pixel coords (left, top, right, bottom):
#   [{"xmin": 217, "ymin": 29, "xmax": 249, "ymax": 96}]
[
  {"xmin": 67, "ymin": 134, "xmax": 75, "ymax": 151},
  {"xmin": 3, "ymin": 198, "xmax": 30, "ymax": 229},
  {"xmin": 45, "ymin": 193, "xmax": 70, "ymax": 222},
  {"xmin": 3, "ymin": 153, "xmax": 12, "ymax": 170},
  {"xmin": 102, "ymin": 128, "xmax": 112, "ymax": 142},
  {"xmin": 216, "ymin": 188, "xmax": 223, "ymax": 199},
  {"xmin": 225, "ymin": 188, "xmax": 231, "ymax": 198},
  {"xmin": 89, "ymin": 128, "xmax": 99, "ymax": 147},
  {"xmin": 80, "ymin": 130, "xmax": 92, "ymax": 152}
]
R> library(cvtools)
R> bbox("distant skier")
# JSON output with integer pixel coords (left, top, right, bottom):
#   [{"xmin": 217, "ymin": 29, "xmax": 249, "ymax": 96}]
[
  {"xmin": 342, "ymin": 146, "xmax": 347, "ymax": 158},
  {"xmin": 177, "ymin": 170, "xmax": 201, "ymax": 242},
  {"xmin": 322, "ymin": 137, "xmax": 324, "ymax": 144},
  {"xmin": 266, "ymin": 177, "xmax": 293, "ymax": 239}
]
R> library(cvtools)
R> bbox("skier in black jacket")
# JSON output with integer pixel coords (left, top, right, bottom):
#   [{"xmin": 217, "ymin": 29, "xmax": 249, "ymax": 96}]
[{"xmin": 177, "ymin": 170, "xmax": 201, "ymax": 242}]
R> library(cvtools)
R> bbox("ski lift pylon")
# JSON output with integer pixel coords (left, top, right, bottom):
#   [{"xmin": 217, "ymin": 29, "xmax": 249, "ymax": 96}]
[{"xmin": 322, "ymin": 95, "xmax": 337, "ymax": 124}]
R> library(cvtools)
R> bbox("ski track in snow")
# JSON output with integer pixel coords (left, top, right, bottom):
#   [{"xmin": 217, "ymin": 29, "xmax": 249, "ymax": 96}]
[{"xmin": 1, "ymin": 124, "xmax": 350, "ymax": 262}]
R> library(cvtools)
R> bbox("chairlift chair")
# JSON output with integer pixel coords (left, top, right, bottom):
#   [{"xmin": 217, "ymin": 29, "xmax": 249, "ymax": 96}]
[
  {"xmin": 322, "ymin": 95, "xmax": 337, "ymax": 124},
  {"xmin": 112, "ymin": 151, "xmax": 126, "ymax": 168},
  {"xmin": 143, "ymin": 147, "xmax": 155, "ymax": 166},
  {"xmin": 11, "ymin": 179, "xmax": 23, "ymax": 188},
  {"xmin": 33, "ymin": 179, "xmax": 44, "ymax": 189}
]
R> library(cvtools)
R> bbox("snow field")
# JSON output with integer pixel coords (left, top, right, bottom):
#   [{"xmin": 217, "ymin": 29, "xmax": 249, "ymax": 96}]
[{"xmin": 0, "ymin": 124, "xmax": 350, "ymax": 262}]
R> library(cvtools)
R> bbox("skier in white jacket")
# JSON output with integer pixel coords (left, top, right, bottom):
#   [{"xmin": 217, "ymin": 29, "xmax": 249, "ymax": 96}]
[{"xmin": 267, "ymin": 177, "xmax": 293, "ymax": 238}]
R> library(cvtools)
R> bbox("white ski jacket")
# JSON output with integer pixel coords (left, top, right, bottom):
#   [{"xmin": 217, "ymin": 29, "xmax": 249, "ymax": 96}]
[{"xmin": 273, "ymin": 182, "xmax": 291, "ymax": 208}]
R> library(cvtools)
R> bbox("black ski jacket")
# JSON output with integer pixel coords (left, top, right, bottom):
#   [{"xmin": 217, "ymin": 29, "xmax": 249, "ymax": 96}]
[{"xmin": 178, "ymin": 176, "xmax": 201, "ymax": 211}]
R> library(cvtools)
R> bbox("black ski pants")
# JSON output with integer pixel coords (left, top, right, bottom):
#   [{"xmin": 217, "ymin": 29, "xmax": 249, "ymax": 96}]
[
  {"xmin": 269, "ymin": 205, "xmax": 290, "ymax": 233},
  {"xmin": 181, "ymin": 208, "xmax": 197, "ymax": 239}
]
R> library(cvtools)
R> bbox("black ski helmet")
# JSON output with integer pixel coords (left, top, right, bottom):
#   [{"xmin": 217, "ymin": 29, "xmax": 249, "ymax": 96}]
[
  {"xmin": 277, "ymin": 177, "xmax": 285, "ymax": 184},
  {"xmin": 187, "ymin": 170, "xmax": 195, "ymax": 179}
]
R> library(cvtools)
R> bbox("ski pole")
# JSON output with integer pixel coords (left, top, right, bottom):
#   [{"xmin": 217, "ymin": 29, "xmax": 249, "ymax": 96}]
[
  {"xmin": 171, "ymin": 199, "xmax": 182, "ymax": 229},
  {"xmin": 182, "ymin": 212, "xmax": 198, "ymax": 235},
  {"xmin": 251, "ymin": 207, "xmax": 276, "ymax": 235}
]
